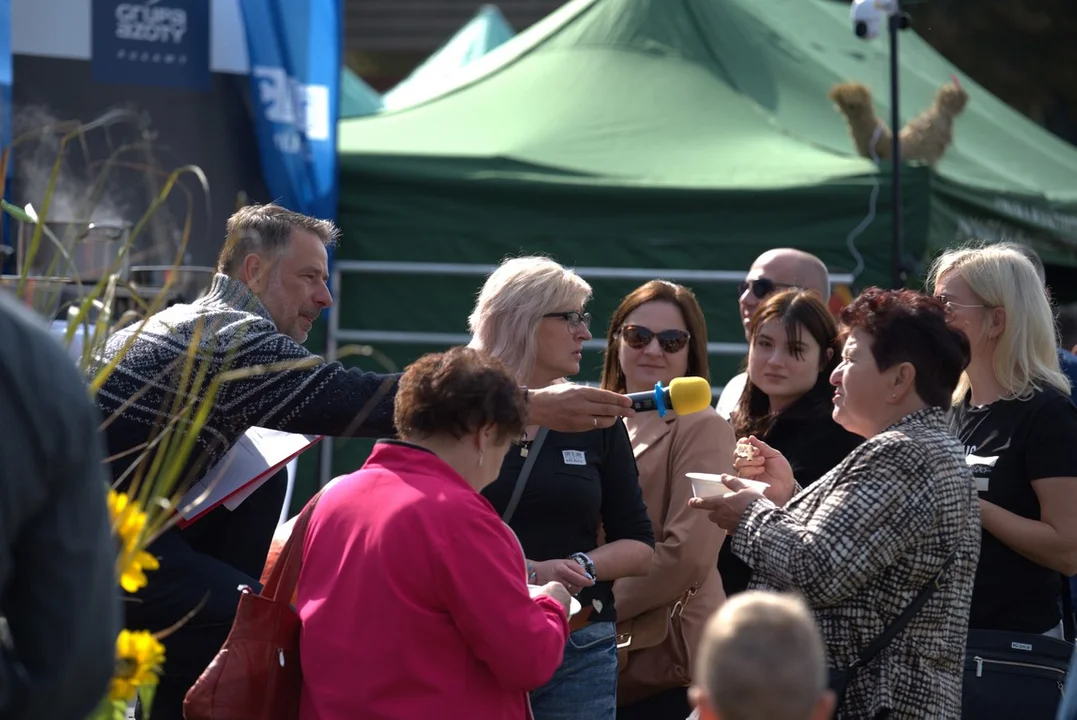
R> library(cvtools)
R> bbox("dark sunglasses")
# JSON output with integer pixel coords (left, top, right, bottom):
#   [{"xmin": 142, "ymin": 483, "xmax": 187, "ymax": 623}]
[
  {"xmin": 737, "ymin": 277, "xmax": 797, "ymax": 300},
  {"xmin": 619, "ymin": 325, "xmax": 691, "ymax": 353}
]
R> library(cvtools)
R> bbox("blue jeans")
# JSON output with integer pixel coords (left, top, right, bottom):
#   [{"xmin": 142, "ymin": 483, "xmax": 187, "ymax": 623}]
[{"xmin": 530, "ymin": 621, "xmax": 618, "ymax": 720}]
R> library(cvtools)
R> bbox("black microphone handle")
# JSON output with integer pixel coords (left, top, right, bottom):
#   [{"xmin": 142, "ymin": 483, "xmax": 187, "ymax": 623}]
[{"xmin": 626, "ymin": 387, "xmax": 674, "ymax": 413}]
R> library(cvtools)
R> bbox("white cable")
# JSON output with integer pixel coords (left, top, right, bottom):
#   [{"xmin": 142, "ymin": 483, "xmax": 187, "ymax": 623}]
[{"xmin": 844, "ymin": 123, "xmax": 885, "ymax": 283}]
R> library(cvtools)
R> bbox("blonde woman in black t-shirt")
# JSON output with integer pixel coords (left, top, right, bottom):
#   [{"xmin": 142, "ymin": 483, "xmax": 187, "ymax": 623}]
[
  {"xmin": 468, "ymin": 256, "xmax": 655, "ymax": 720},
  {"xmin": 932, "ymin": 244, "xmax": 1077, "ymax": 641}
]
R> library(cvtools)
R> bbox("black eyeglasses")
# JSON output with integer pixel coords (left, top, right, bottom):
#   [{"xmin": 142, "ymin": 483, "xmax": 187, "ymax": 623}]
[
  {"xmin": 738, "ymin": 278, "xmax": 797, "ymax": 300},
  {"xmin": 543, "ymin": 311, "xmax": 592, "ymax": 331},
  {"xmin": 619, "ymin": 325, "xmax": 691, "ymax": 354}
]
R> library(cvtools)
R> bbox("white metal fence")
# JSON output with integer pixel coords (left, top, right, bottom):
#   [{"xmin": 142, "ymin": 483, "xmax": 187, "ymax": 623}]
[{"xmin": 319, "ymin": 260, "xmax": 854, "ymax": 486}]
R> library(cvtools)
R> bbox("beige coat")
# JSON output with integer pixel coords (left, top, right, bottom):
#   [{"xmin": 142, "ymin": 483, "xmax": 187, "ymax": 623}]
[{"xmin": 613, "ymin": 407, "xmax": 735, "ymax": 691}]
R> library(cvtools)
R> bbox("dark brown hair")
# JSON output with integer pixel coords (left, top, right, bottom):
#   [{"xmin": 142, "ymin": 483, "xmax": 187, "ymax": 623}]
[
  {"xmin": 394, "ymin": 347, "xmax": 527, "ymax": 443},
  {"xmin": 733, "ymin": 289, "xmax": 840, "ymax": 439},
  {"xmin": 216, "ymin": 203, "xmax": 341, "ymax": 275},
  {"xmin": 600, "ymin": 280, "xmax": 710, "ymax": 392},
  {"xmin": 840, "ymin": 287, "xmax": 970, "ymax": 408}
]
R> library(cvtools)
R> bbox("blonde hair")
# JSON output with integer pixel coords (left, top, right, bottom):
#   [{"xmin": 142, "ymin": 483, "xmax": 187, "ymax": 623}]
[
  {"xmin": 698, "ymin": 591, "xmax": 827, "ymax": 720},
  {"xmin": 930, "ymin": 243, "xmax": 1069, "ymax": 403},
  {"xmin": 468, "ymin": 256, "xmax": 592, "ymax": 383}
]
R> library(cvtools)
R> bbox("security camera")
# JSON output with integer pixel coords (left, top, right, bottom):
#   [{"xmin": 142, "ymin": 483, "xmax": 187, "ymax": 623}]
[{"xmin": 851, "ymin": 0, "xmax": 900, "ymax": 40}]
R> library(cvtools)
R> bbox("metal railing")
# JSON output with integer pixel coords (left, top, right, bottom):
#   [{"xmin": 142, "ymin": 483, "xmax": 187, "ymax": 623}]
[{"xmin": 319, "ymin": 260, "xmax": 854, "ymax": 486}]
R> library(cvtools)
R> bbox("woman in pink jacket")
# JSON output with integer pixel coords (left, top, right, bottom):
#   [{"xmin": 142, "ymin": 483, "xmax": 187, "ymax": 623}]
[{"xmin": 297, "ymin": 347, "xmax": 573, "ymax": 720}]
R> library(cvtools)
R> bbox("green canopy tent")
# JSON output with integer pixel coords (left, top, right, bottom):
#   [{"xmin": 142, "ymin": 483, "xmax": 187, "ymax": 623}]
[
  {"xmin": 333, "ymin": 0, "xmax": 929, "ymax": 365},
  {"xmin": 382, "ymin": 4, "xmax": 516, "ymax": 111},
  {"xmin": 322, "ymin": 0, "xmax": 937, "ymax": 481},
  {"xmin": 340, "ymin": 67, "xmax": 384, "ymax": 118}
]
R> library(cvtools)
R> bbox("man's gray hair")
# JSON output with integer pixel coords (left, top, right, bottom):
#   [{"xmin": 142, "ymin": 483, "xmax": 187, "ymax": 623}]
[{"xmin": 216, "ymin": 203, "xmax": 340, "ymax": 275}]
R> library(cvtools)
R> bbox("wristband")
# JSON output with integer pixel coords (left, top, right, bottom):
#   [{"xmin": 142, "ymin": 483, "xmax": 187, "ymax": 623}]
[{"xmin": 569, "ymin": 552, "xmax": 596, "ymax": 580}]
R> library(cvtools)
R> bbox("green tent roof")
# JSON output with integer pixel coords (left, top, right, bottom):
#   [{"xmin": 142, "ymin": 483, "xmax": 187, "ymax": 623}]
[
  {"xmin": 382, "ymin": 4, "xmax": 516, "ymax": 112},
  {"xmin": 340, "ymin": 0, "xmax": 877, "ymax": 190},
  {"xmin": 340, "ymin": 67, "xmax": 384, "ymax": 119}
]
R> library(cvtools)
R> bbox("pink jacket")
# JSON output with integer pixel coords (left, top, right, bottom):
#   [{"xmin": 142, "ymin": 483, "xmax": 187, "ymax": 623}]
[{"xmin": 297, "ymin": 441, "xmax": 569, "ymax": 720}]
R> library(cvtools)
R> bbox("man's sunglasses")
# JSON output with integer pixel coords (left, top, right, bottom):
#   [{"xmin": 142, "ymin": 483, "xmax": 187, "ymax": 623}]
[
  {"xmin": 619, "ymin": 325, "xmax": 691, "ymax": 354},
  {"xmin": 737, "ymin": 278, "xmax": 797, "ymax": 300}
]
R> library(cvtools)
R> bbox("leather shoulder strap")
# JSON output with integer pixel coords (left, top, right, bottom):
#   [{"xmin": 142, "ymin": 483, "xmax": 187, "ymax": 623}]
[{"xmin": 262, "ymin": 487, "xmax": 326, "ymax": 603}]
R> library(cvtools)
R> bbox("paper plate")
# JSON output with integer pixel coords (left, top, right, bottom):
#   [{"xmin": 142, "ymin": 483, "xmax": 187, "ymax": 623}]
[
  {"xmin": 528, "ymin": 584, "xmax": 583, "ymax": 616},
  {"xmin": 686, "ymin": 472, "xmax": 769, "ymax": 499}
]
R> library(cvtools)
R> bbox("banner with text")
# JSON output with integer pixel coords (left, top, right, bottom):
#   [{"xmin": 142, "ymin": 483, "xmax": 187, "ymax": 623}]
[
  {"xmin": 240, "ymin": 0, "xmax": 340, "ymax": 221},
  {"xmin": 92, "ymin": 0, "xmax": 210, "ymax": 89}
]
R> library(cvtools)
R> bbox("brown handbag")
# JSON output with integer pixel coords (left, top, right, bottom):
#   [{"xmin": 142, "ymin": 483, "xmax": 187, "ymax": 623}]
[
  {"xmin": 182, "ymin": 491, "xmax": 323, "ymax": 720},
  {"xmin": 616, "ymin": 587, "xmax": 696, "ymax": 705}
]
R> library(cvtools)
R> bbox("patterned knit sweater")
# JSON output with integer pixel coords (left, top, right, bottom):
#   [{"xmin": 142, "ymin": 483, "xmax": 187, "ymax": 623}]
[{"xmin": 91, "ymin": 273, "xmax": 398, "ymax": 490}]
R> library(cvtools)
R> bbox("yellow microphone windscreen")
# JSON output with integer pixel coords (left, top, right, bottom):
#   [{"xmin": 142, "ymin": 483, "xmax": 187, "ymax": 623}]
[{"xmin": 668, "ymin": 377, "xmax": 713, "ymax": 415}]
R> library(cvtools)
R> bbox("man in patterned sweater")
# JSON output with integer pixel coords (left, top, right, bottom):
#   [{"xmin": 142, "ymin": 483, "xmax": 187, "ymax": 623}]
[{"xmin": 94, "ymin": 203, "xmax": 634, "ymax": 719}]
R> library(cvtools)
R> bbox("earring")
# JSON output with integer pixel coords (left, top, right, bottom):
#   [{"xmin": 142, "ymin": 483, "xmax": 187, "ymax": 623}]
[{"xmin": 479, "ymin": 452, "xmax": 484, "ymax": 467}]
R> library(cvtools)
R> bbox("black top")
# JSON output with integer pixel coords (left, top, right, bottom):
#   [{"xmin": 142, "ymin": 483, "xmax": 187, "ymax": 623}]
[
  {"xmin": 953, "ymin": 386, "xmax": 1077, "ymax": 633},
  {"xmin": 481, "ymin": 419, "xmax": 654, "ymax": 624},
  {"xmin": 0, "ymin": 292, "xmax": 120, "ymax": 720},
  {"xmin": 720, "ymin": 390, "xmax": 864, "ymax": 597}
]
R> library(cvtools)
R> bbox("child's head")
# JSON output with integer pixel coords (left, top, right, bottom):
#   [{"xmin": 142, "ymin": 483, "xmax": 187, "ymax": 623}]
[{"xmin": 691, "ymin": 591, "xmax": 836, "ymax": 720}]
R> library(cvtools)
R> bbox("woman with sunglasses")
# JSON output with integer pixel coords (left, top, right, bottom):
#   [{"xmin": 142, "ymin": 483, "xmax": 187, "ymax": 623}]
[
  {"xmin": 720, "ymin": 289, "xmax": 863, "ymax": 597},
  {"xmin": 599, "ymin": 280, "xmax": 735, "ymax": 720},
  {"xmin": 469, "ymin": 256, "xmax": 655, "ymax": 720}
]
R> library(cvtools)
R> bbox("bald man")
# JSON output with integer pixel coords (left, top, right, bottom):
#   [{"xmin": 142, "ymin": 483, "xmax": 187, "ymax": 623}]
[{"xmin": 716, "ymin": 249, "xmax": 831, "ymax": 420}]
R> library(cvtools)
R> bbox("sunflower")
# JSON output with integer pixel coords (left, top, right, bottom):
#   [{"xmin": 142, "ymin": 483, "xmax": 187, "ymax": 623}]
[
  {"xmin": 107, "ymin": 490, "xmax": 161, "ymax": 592},
  {"xmin": 110, "ymin": 630, "xmax": 167, "ymax": 703}
]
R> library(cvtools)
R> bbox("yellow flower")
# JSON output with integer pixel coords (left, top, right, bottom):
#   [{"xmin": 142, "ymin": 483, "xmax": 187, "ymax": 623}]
[
  {"xmin": 107, "ymin": 491, "xmax": 160, "ymax": 592},
  {"xmin": 110, "ymin": 630, "xmax": 166, "ymax": 703}
]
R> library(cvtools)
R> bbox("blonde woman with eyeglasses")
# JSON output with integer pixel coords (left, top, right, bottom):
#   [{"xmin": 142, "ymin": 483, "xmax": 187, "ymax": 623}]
[
  {"xmin": 932, "ymin": 243, "xmax": 1077, "ymax": 718},
  {"xmin": 469, "ymin": 256, "xmax": 655, "ymax": 720}
]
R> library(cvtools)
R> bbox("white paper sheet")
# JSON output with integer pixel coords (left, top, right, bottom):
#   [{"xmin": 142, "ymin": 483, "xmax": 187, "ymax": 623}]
[{"xmin": 179, "ymin": 427, "xmax": 321, "ymax": 524}]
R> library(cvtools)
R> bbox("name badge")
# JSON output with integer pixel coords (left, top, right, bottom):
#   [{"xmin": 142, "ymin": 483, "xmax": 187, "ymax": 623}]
[{"xmin": 562, "ymin": 449, "xmax": 587, "ymax": 466}]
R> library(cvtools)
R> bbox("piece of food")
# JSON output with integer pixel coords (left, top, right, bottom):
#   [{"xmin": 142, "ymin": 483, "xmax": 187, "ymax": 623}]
[{"xmin": 734, "ymin": 441, "xmax": 759, "ymax": 462}]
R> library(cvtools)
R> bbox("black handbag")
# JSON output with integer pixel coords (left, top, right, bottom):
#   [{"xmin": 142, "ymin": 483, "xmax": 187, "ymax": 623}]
[
  {"xmin": 960, "ymin": 582, "xmax": 1075, "ymax": 719},
  {"xmin": 828, "ymin": 553, "xmax": 956, "ymax": 717}
]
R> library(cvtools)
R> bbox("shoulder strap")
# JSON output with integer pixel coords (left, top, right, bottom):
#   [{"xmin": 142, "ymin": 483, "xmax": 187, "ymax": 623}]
[
  {"xmin": 502, "ymin": 427, "xmax": 549, "ymax": 525},
  {"xmin": 849, "ymin": 551, "xmax": 957, "ymax": 671},
  {"xmin": 1062, "ymin": 573, "xmax": 1075, "ymax": 642},
  {"xmin": 262, "ymin": 487, "xmax": 326, "ymax": 603}
]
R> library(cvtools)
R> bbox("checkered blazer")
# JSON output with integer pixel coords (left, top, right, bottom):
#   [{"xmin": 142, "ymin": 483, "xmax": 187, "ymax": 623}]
[{"xmin": 731, "ymin": 407, "xmax": 981, "ymax": 719}]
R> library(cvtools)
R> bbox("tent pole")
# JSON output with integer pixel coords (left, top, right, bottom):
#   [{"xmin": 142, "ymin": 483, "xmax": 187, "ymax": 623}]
[{"xmin": 889, "ymin": 8, "xmax": 905, "ymax": 289}]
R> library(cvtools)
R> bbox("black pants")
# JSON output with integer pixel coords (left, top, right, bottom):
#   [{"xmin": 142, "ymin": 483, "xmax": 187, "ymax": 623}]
[
  {"xmin": 618, "ymin": 687, "xmax": 691, "ymax": 720},
  {"xmin": 132, "ymin": 469, "xmax": 288, "ymax": 720}
]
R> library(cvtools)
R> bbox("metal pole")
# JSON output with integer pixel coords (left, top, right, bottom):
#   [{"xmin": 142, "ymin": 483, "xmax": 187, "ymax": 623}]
[{"xmin": 889, "ymin": 9, "xmax": 904, "ymax": 289}]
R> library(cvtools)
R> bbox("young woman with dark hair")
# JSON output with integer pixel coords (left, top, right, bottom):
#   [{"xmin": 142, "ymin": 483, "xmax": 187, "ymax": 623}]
[{"xmin": 720, "ymin": 289, "xmax": 862, "ymax": 597}]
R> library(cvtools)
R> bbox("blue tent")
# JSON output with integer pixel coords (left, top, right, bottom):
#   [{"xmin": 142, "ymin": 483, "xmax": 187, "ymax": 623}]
[
  {"xmin": 382, "ymin": 4, "xmax": 514, "ymax": 111},
  {"xmin": 340, "ymin": 67, "xmax": 384, "ymax": 118}
]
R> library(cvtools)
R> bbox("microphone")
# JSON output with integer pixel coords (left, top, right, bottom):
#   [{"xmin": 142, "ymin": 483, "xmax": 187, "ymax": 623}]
[{"xmin": 627, "ymin": 377, "xmax": 713, "ymax": 417}]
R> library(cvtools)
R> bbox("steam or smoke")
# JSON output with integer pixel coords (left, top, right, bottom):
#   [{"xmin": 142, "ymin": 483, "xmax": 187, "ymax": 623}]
[{"xmin": 12, "ymin": 104, "xmax": 129, "ymax": 226}]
